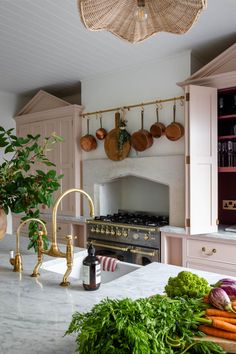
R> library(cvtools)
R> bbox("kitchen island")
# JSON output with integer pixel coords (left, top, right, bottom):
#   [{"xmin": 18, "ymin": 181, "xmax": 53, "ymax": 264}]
[{"xmin": 0, "ymin": 234, "xmax": 235, "ymax": 354}]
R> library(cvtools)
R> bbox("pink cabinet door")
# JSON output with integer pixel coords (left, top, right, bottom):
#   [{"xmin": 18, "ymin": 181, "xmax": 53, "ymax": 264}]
[{"xmin": 185, "ymin": 85, "xmax": 218, "ymax": 234}]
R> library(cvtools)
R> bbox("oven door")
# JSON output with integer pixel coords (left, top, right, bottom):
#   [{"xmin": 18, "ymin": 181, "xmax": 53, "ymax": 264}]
[
  {"xmin": 130, "ymin": 246, "xmax": 159, "ymax": 265},
  {"xmin": 88, "ymin": 239, "xmax": 159, "ymax": 265}
]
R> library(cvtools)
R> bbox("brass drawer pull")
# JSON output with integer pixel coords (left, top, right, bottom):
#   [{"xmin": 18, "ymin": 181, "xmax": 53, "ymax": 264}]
[{"xmin": 201, "ymin": 246, "xmax": 217, "ymax": 256}]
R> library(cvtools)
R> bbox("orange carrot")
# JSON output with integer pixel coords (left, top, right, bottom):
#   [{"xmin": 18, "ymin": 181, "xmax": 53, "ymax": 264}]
[
  {"xmin": 232, "ymin": 300, "xmax": 236, "ymax": 310},
  {"xmin": 205, "ymin": 308, "xmax": 236, "ymax": 318},
  {"xmin": 203, "ymin": 294, "xmax": 209, "ymax": 303},
  {"xmin": 207, "ymin": 316, "xmax": 236, "ymax": 325},
  {"xmin": 211, "ymin": 318, "xmax": 236, "ymax": 333},
  {"xmin": 199, "ymin": 325, "xmax": 236, "ymax": 341}
]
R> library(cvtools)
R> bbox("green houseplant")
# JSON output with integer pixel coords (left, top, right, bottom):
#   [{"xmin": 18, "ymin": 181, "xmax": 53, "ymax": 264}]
[{"xmin": 0, "ymin": 126, "xmax": 63, "ymax": 250}]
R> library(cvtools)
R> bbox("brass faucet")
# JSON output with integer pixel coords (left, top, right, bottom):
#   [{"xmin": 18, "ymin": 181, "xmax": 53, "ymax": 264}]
[
  {"xmin": 10, "ymin": 218, "xmax": 47, "ymax": 272},
  {"xmin": 31, "ymin": 188, "xmax": 95, "ymax": 286}
]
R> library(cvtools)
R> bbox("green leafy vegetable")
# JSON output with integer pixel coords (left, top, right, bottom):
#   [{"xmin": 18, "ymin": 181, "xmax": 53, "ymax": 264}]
[
  {"xmin": 65, "ymin": 295, "xmax": 225, "ymax": 354},
  {"xmin": 165, "ymin": 271, "xmax": 211, "ymax": 299}
]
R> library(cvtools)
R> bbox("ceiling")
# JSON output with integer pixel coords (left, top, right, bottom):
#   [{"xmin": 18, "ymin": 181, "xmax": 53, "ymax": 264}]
[{"xmin": 0, "ymin": 0, "xmax": 235, "ymax": 96}]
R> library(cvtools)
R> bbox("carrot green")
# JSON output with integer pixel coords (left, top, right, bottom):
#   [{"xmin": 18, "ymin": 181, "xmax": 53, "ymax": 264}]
[{"xmin": 65, "ymin": 295, "xmax": 225, "ymax": 354}]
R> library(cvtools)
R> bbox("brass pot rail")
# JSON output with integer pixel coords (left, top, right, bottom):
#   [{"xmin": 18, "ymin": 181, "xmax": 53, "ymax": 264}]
[
  {"xmin": 31, "ymin": 188, "xmax": 95, "ymax": 286},
  {"xmin": 81, "ymin": 95, "xmax": 184, "ymax": 118}
]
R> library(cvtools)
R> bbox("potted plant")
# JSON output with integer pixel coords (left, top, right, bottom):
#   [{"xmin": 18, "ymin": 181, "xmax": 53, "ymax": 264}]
[{"xmin": 0, "ymin": 126, "xmax": 63, "ymax": 250}]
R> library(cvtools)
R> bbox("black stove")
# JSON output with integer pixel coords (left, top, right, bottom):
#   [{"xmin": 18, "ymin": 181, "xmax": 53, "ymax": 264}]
[
  {"xmin": 86, "ymin": 211, "xmax": 169, "ymax": 265},
  {"xmin": 94, "ymin": 212, "xmax": 169, "ymax": 227}
]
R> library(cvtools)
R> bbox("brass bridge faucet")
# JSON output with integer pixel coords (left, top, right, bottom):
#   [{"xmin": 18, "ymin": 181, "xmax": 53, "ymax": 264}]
[
  {"xmin": 31, "ymin": 188, "xmax": 95, "ymax": 286},
  {"xmin": 10, "ymin": 218, "xmax": 47, "ymax": 272}
]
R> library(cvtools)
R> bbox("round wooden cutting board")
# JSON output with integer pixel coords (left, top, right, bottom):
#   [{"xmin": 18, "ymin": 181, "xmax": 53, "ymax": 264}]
[{"xmin": 104, "ymin": 128, "xmax": 131, "ymax": 161}]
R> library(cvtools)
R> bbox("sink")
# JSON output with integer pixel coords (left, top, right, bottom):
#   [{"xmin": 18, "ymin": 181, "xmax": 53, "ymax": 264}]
[{"xmin": 41, "ymin": 250, "xmax": 141, "ymax": 284}]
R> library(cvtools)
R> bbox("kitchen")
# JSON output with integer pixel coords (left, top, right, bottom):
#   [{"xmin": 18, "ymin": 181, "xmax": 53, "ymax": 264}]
[{"xmin": 0, "ymin": 0, "xmax": 236, "ymax": 353}]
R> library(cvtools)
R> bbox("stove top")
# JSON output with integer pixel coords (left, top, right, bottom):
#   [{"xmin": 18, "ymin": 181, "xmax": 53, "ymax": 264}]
[{"xmin": 94, "ymin": 212, "xmax": 169, "ymax": 227}]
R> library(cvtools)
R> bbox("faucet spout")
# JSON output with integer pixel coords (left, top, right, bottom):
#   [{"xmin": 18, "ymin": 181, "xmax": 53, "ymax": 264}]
[
  {"xmin": 51, "ymin": 188, "xmax": 95, "ymax": 250},
  {"xmin": 10, "ymin": 218, "xmax": 47, "ymax": 272},
  {"xmin": 32, "ymin": 188, "xmax": 95, "ymax": 286}
]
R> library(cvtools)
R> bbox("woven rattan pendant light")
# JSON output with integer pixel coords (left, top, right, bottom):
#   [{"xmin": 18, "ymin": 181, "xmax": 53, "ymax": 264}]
[{"xmin": 78, "ymin": 0, "xmax": 207, "ymax": 44}]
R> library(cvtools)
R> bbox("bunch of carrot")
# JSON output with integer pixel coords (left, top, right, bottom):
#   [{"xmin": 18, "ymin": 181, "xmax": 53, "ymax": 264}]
[{"xmin": 199, "ymin": 300, "xmax": 236, "ymax": 340}]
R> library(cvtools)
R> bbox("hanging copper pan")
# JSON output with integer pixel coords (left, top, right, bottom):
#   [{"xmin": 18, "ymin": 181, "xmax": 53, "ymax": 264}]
[
  {"xmin": 80, "ymin": 119, "xmax": 97, "ymax": 152},
  {"xmin": 150, "ymin": 105, "xmax": 165, "ymax": 138},
  {"xmin": 131, "ymin": 108, "xmax": 153, "ymax": 151},
  {"xmin": 96, "ymin": 114, "xmax": 107, "ymax": 140},
  {"xmin": 165, "ymin": 102, "xmax": 184, "ymax": 141}
]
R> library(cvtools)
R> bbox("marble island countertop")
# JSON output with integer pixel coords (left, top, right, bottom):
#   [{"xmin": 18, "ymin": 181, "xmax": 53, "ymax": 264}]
[{"xmin": 1, "ymin": 234, "xmax": 235, "ymax": 354}]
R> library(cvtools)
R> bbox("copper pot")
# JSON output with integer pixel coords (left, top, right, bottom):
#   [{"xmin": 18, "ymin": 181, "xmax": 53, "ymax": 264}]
[
  {"xmin": 80, "ymin": 119, "xmax": 97, "ymax": 152},
  {"xmin": 150, "ymin": 106, "xmax": 165, "ymax": 138},
  {"xmin": 131, "ymin": 109, "xmax": 153, "ymax": 152},
  {"xmin": 96, "ymin": 115, "xmax": 107, "ymax": 140},
  {"xmin": 165, "ymin": 102, "xmax": 184, "ymax": 141}
]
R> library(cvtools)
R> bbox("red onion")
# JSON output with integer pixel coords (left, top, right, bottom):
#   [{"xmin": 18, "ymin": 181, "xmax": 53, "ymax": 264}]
[
  {"xmin": 208, "ymin": 287, "xmax": 236, "ymax": 313},
  {"xmin": 213, "ymin": 278, "xmax": 236, "ymax": 287},
  {"xmin": 220, "ymin": 284, "xmax": 236, "ymax": 300}
]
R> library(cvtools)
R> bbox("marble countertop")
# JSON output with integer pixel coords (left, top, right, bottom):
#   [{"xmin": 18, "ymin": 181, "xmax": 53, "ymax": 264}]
[
  {"xmin": 1, "ymin": 234, "xmax": 235, "ymax": 354},
  {"xmin": 161, "ymin": 225, "xmax": 236, "ymax": 242}
]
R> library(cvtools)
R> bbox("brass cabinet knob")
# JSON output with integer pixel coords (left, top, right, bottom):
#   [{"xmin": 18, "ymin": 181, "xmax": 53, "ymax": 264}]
[{"xmin": 143, "ymin": 234, "xmax": 149, "ymax": 241}]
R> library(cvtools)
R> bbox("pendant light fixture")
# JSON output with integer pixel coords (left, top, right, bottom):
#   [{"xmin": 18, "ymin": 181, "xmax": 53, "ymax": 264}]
[{"xmin": 78, "ymin": 0, "xmax": 207, "ymax": 44}]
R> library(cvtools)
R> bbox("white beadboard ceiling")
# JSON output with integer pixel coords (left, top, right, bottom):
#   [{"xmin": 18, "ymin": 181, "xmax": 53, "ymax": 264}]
[{"xmin": 0, "ymin": 0, "xmax": 235, "ymax": 96}]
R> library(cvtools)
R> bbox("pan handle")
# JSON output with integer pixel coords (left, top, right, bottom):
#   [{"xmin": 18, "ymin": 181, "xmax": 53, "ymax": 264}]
[
  {"xmin": 173, "ymin": 101, "xmax": 176, "ymax": 123},
  {"xmin": 87, "ymin": 119, "xmax": 90, "ymax": 134},
  {"xmin": 156, "ymin": 106, "xmax": 159, "ymax": 123},
  {"xmin": 141, "ymin": 108, "xmax": 144, "ymax": 129},
  {"xmin": 99, "ymin": 114, "xmax": 103, "ymax": 128}
]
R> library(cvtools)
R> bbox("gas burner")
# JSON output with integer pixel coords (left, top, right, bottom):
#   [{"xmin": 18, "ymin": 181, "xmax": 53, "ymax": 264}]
[{"xmin": 94, "ymin": 212, "xmax": 169, "ymax": 227}]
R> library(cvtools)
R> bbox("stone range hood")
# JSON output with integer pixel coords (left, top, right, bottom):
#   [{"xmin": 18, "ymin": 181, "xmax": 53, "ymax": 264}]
[{"xmin": 83, "ymin": 155, "xmax": 185, "ymax": 227}]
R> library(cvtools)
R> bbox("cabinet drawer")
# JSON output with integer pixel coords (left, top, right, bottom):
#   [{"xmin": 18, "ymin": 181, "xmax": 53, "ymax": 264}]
[
  {"xmin": 187, "ymin": 239, "xmax": 236, "ymax": 265},
  {"xmin": 56, "ymin": 222, "xmax": 71, "ymax": 237},
  {"xmin": 44, "ymin": 221, "xmax": 71, "ymax": 241},
  {"xmin": 186, "ymin": 260, "xmax": 236, "ymax": 277}
]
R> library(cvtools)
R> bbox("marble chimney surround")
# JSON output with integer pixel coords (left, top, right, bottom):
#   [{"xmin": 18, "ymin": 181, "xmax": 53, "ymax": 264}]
[{"xmin": 83, "ymin": 155, "xmax": 185, "ymax": 227}]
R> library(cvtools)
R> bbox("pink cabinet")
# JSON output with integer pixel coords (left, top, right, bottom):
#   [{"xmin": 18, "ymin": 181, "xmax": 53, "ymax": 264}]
[
  {"xmin": 178, "ymin": 43, "xmax": 236, "ymax": 235},
  {"xmin": 185, "ymin": 236, "xmax": 236, "ymax": 276},
  {"xmin": 14, "ymin": 90, "xmax": 83, "ymax": 217}
]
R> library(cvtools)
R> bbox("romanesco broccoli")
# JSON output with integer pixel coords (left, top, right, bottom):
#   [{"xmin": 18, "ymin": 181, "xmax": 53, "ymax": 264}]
[{"xmin": 165, "ymin": 271, "xmax": 211, "ymax": 298}]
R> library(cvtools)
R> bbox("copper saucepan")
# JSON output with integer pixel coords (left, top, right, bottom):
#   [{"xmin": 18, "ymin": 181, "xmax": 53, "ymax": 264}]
[
  {"xmin": 165, "ymin": 102, "xmax": 184, "ymax": 141},
  {"xmin": 96, "ymin": 114, "xmax": 107, "ymax": 140},
  {"xmin": 80, "ymin": 119, "xmax": 97, "ymax": 152},
  {"xmin": 131, "ymin": 108, "xmax": 153, "ymax": 152},
  {"xmin": 150, "ymin": 105, "xmax": 165, "ymax": 138}
]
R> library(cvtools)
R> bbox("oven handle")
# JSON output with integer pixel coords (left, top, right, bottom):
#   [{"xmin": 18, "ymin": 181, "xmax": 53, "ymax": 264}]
[
  {"xmin": 90, "ymin": 240, "xmax": 130, "ymax": 252},
  {"xmin": 130, "ymin": 248, "xmax": 157, "ymax": 257}
]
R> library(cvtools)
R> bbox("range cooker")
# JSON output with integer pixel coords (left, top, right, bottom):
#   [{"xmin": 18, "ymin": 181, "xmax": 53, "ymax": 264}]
[{"xmin": 86, "ymin": 211, "xmax": 169, "ymax": 265}]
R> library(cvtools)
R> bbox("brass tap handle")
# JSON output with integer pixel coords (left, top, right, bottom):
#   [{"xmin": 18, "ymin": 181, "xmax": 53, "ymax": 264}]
[
  {"xmin": 31, "ymin": 230, "xmax": 45, "ymax": 278},
  {"xmin": 60, "ymin": 235, "xmax": 73, "ymax": 287}
]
